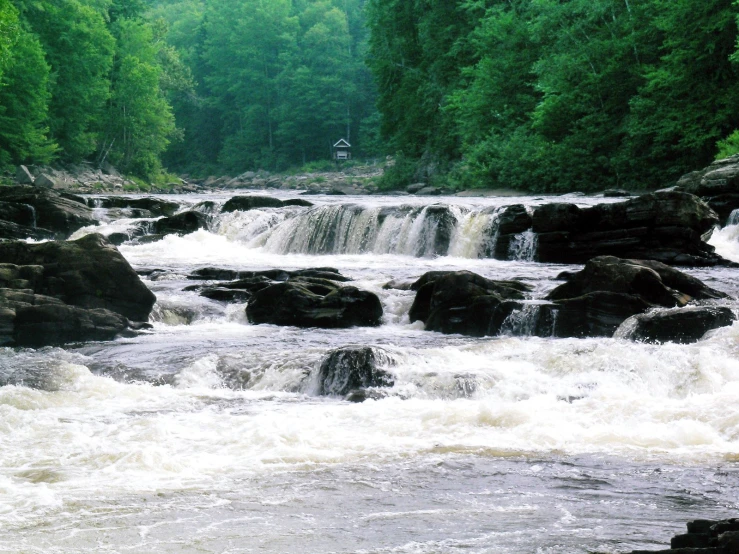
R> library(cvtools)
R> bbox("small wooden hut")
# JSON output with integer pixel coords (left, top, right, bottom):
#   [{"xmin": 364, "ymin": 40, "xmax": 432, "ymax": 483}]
[{"xmin": 333, "ymin": 139, "xmax": 352, "ymax": 161}]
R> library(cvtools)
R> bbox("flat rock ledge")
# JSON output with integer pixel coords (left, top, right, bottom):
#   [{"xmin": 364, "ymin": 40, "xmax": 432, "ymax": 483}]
[
  {"xmin": 0, "ymin": 234, "xmax": 155, "ymax": 347},
  {"xmin": 629, "ymin": 517, "xmax": 739, "ymax": 553}
]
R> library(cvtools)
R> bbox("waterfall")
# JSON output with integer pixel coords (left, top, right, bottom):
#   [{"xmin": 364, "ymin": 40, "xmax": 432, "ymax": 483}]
[
  {"xmin": 727, "ymin": 209, "xmax": 739, "ymax": 227},
  {"xmin": 508, "ymin": 230, "xmax": 538, "ymax": 261},
  {"xmin": 447, "ymin": 207, "xmax": 500, "ymax": 258},
  {"xmin": 500, "ymin": 303, "xmax": 556, "ymax": 337}
]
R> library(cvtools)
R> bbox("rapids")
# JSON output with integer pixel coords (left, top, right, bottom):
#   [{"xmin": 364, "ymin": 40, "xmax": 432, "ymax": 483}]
[{"xmin": 3, "ymin": 192, "xmax": 739, "ymax": 553}]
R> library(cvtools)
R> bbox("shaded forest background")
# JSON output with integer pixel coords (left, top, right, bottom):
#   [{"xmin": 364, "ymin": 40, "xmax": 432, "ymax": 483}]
[{"xmin": 1, "ymin": 0, "xmax": 739, "ymax": 191}]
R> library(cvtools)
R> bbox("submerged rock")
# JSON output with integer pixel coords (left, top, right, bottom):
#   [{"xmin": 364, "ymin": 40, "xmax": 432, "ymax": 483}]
[
  {"xmin": 629, "ymin": 516, "xmax": 739, "ymax": 553},
  {"xmin": 543, "ymin": 256, "xmax": 729, "ymax": 338},
  {"xmin": 409, "ymin": 270, "xmax": 532, "ymax": 336},
  {"xmin": 246, "ymin": 281, "xmax": 382, "ymax": 328},
  {"xmin": 0, "ymin": 186, "xmax": 97, "ymax": 238},
  {"xmin": 316, "ymin": 346, "xmax": 396, "ymax": 396},
  {"xmin": 618, "ymin": 306, "xmax": 735, "ymax": 344}
]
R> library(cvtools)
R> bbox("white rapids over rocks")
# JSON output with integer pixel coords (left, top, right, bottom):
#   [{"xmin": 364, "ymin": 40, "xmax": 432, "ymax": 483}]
[{"xmin": 3, "ymin": 191, "xmax": 739, "ymax": 553}]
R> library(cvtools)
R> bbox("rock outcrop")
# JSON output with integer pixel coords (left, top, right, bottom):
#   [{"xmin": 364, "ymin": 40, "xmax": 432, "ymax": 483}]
[
  {"xmin": 677, "ymin": 154, "xmax": 739, "ymax": 225},
  {"xmin": 409, "ymin": 270, "xmax": 532, "ymax": 336},
  {"xmin": 221, "ymin": 195, "xmax": 313, "ymax": 213},
  {"xmin": 316, "ymin": 346, "xmax": 396, "ymax": 397},
  {"xmin": 542, "ymin": 256, "xmax": 729, "ymax": 338},
  {"xmin": 530, "ymin": 191, "xmax": 722, "ymax": 266},
  {"xmin": 0, "ymin": 234, "xmax": 156, "ymax": 321},
  {"xmin": 0, "ymin": 234, "xmax": 155, "ymax": 346},
  {"xmin": 0, "ymin": 186, "xmax": 97, "ymax": 238},
  {"xmin": 246, "ymin": 279, "xmax": 382, "ymax": 328},
  {"xmin": 89, "ymin": 196, "xmax": 180, "ymax": 217},
  {"xmin": 629, "ymin": 517, "xmax": 739, "ymax": 553},
  {"xmin": 153, "ymin": 211, "xmax": 209, "ymax": 236}
]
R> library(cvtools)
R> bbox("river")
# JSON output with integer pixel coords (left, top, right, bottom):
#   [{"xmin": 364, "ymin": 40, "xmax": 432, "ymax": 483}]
[{"xmin": 1, "ymin": 192, "xmax": 738, "ymax": 553}]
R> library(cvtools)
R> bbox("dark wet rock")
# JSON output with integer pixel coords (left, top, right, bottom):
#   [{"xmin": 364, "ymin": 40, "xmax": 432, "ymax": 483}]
[
  {"xmin": 603, "ymin": 189, "xmax": 632, "ymax": 197},
  {"xmin": 0, "ymin": 220, "xmax": 54, "ymax": 240},
  {"xmin": 13, "ymin": 304, "xmax": 129, "ymax": 347},
  {"xmin": 247, "ymin": 281, "xmax": 382, "ymax": 328},
  {"xmin": 282, "ymin": 198, "xmax": 314, "ymax": 207},
  {"xmin": 628, "ymin": 517, "xmax": 739, "ymax": 554},
  {"xmin": 0, "ymin": 233, "xmax": 156, "ymax": 321},
  {"xmin": 409, "ymin": 270, "xmax": 531, "ymax": 337},
  {"xmin": 198, "ymin": 288, "xmax": 252, "ymax": 303},
  {"xmin": 90, "ymin": 197, "xmax": 179, "ymax": 217},
  {"xmin": 676, "ymin": 156, "xmax": 739, "ymax": 225},
  {"xmin": 344, "ymin": 388, "xmax": 390, "ymax": 403},
  {"xmin": 623, "ymin": 305, "xmax": 736, "ymax": 345},
  {"xmin": 58, "ymin": 191, "xmax": 87, "ymax": 205},
  {"xmin": 153, "ymin": 211, "xmax": 209, "ymax": 236},
  {"xmin": 188, "ymin": 266, "xmax": 349, "ymax": 283},
  {"xmin": 424, "ymin": 205, "xmax": 456, "ymax": 256},
  {"xmin": 530, "ymin": 192, "xmax": 724, "ymax": 266},
  {"xmin": 0, "ymin": 186, "xmax": 97, "ymax": 237},
  {"xmin": 105, "ymin": 207, "xmax": 154, "ymax": 220},
  {"xmin": 543, "ymin": 256, "xmax": 729, "ymax": 338},
  {"xmin": 221, "ymin": 195, "xmax": 312, "ymax": 212},
  {"xmin": 491, "ymin": 204, "xmax": 533, "ymax": 259},
  {"xmin": 383, "ymin": 279, "xmax": 414, "ymax": 291},
  {"xmin": 0, "ymin": 201, "xmax": 36, "ymax": 227},
  {"xmin": 316, "ymin": 346, "xmax": 396, "ymax": 396}
]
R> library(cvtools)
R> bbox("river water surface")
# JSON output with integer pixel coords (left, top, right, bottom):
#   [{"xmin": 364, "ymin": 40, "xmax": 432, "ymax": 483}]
[{"xmin": 2, "ymin": 192, "xmax": 739, "ymax": 553}]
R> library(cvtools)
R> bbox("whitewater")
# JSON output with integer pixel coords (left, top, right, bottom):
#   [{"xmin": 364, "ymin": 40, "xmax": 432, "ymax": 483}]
[{"xmin": 1, "ymin": 191, "xmax": 738, "ymax": 553}]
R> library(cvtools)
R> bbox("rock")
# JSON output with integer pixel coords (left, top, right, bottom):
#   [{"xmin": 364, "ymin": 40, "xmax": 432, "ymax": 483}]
[
  {"xmin": 0, "ymin": 201, "xmax": 36, "ymax": 227},
  {"xmin": 0, "ymin": 233, "xmax": 156, "ymax": 321},
  {"xmin": 221, "ymin": 195, "xmax": 285, "ymax": 212},
  {"xmin": 34, "ymin": 173, "xmax": 57, "ymax": 188},
  {"xmin": 188, "ymin": 266, "xmax": 349, "ymax": 283},
  {"xmin": 424, "ymin": 205, "xmax": 456, "ymax": 256},
  {"xmin": 282, "ymin": 198, "xmax": 314, "ymax": 207},
  {"xmin": 677, "ymin": 155, "xmax": 739, "ymax": 225},
  {"xmin": 603, "ymin": 189, "xmax": 632, "ymax": 197},
  {"xmin": 316, "ymin": 346, "xmax": 396, "ymax": 396},
  {"xmin": 153, "ymin": 211, "xmax": 209, "ymax": 235},
  {"xmin": 406, "ymin": 183, "xmax": 426, "ymax": 193},
  {"xmin": 718, "ymin": 531, "xmax": 739, "ymax": 553},
  {"xmin": 15, "ymin": 165, "xmax": 34, "ymax": 184},
  {"xmin": 0, "ymin": 186, "xmax": 97, "ymax": 238},
  {"xmin": 91, "ymin": 197, "xmax": 180, "ymax": 217},
  {"xmin": 409, "ymin": 270, "xmax": 532, "ymax": 336},
  {"xmin": 246, "ymin": 281, "xmax": 383, "ymax": 328},
  {"xmin": 416, "ymin": 186, "xmax": 442, "ymax": 196},
  {"xmin": 543, "ymin": 256, "xmax": 729, "ymax": 338},
  {"xmin": 0, "ymin": 220, "xmax": 54, "ymax": 241},
  {"xmin": 491, "ymin": 204, "xmax": 533, "ymax": 259},
  {"xmin": 530, "ymin": 192, "xmax": 723, "ymax": 266},
  {"xmin": 13, "ymin": 304, "xmax": 129, "ymax": 347}
]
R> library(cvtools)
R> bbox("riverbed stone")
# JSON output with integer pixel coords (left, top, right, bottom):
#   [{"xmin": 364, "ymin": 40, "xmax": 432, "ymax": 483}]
[
  {"xmin": 153, "ymin": 210, "xmax": 209, "ymax": 235},
  {"xmin": 621, "ymin": 306, "xmax": 735, "ymax": 344},
  {"xmin": 409, "ymin": 270, "xmax": 531, "ymax": 336},
  {"xmin": 543, "ymin": 256, "xmax": 729, "ymax": 338},
  {"xmin": 316, "ymin": 346, "xmax": 396, "ymax": 396},
  {"xmin": 246, "ymin": 281, "xmax": 382, "ymax": 328},
  {"xmin": 221, "ymin": 195, "xmax": 312, "ymax": 212},
  {"xmin": 0, "ymin": 186, "xmax": 97, "ymax": 238}
]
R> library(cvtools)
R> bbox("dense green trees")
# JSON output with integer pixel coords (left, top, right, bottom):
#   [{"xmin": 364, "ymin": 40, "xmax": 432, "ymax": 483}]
[
  {"xmin": 155, "ymin": 0, "xmax": 378, "ymax": 174},
  {"xmin": 368, "ymin": 0, "xmax": 739, "ymax": 191},
  {"xmin": 0, "ymin": 0, "xmax": 179, "ymax": 177}
]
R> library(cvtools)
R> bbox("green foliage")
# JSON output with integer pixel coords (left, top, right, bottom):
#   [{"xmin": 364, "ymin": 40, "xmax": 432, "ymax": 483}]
[
  {"xmin": 717, "ymin": 131, "xmax": 739, "ymax": 159},
  {"xmin": 0, "ymin": 0, "xmax": 19, "ymax": 83},
  {"xmin": 366, "ymin": 0, "xmax": 739, "ymax": 191},
  {"xmin": 0, "ymin": 27, "xmax": 57, "ymax": 164}
]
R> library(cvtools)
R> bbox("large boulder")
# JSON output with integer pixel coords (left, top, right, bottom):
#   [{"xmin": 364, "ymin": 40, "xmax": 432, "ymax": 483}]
[
  {"xmin": 409, "ymin": 270, "xmax": 531, "ymax": 336},
  {"xmin": 530, "ymin": 192, "xmax": 723, "ymax": 266},
  {"xmin": 0, "ymin": 233, "xmax": 156, "ymax": 321},
  {"xmin": 153, "ymin": 211, "xmax": 209, "ymax": 235},
  {"xmin": 0, "ymin": 201, "xmax": 36, "ymax": 227},
  {"xmin": 13, "ymin": 304, "xmax": 129, "ymax": 347},
  {"xmin": 490, "ymin": 204, "xmax": 532, "ymax": 259},
  {"xmin": 0, "ymin": 220, "xmax": 54, "ymax": 241},
  {"xmin": 246, "ymin": 281, "xmax": 382, "ymax": 328},
  {"xmin": 315, "ymin": 346, "xmax": 396, "ymax": 396},
  {"xmin": 542, "ymin": 256, "xmax": 729, "ymax": 338},
  {"xmin": 0, "ymin": 186, "xmax": 97, "ymax": 237},
  {"xmin": 618, "ymin": 306, "xmax": 735, "ymax": 344},
  {"xmin": 221, "ymin": 195, "xmax": 312, "ymax": 213}
]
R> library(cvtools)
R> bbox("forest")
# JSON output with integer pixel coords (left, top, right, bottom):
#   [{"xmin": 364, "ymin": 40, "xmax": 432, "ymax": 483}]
[{"xmin": 1, "ymin": 0, "xmax": 739, "ymax": 191}]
